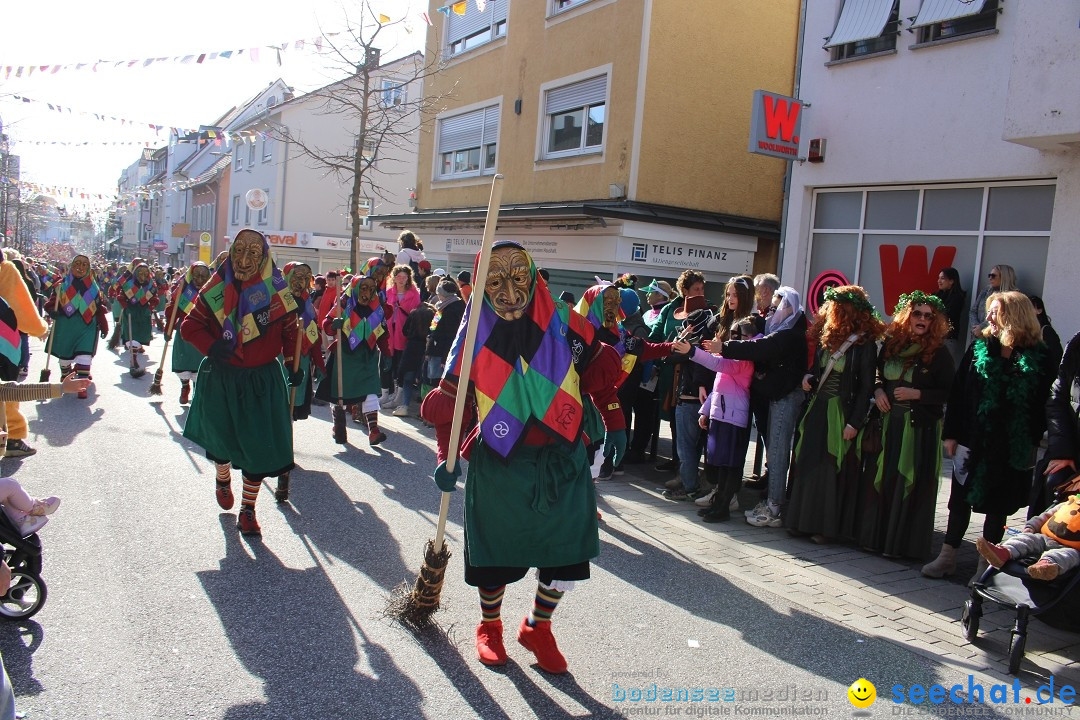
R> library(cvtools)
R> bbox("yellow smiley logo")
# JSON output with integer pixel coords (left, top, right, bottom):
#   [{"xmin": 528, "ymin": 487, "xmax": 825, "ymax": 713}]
[{"xmin": 848, "ymin": 678, "xmax": 876, "ymax": 709}]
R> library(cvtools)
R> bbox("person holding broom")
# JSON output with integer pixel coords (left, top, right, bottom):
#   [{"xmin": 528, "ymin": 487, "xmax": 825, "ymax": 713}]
[
  {"xmin": 163, "ymin": 262, "xmax": 210, "ymax": 405},
  {"xmin": 420, "ymin": 240, "xmax": 627, "ymax": 674},
  {"xmin": 180, "ymin": 229, "xmax": 299, "ymax": 537},
  {"xmin": 117, "ymin": 262, "xmax": 159, "ymax": 372},
  {"xmin": 43, "ymin": 255, "xmax": 109, "ymax": 400},
  {"xmin": 316, "ymin": 263, "xmax": 390, "ymax": 446},
  {"xmin": 283, "ymin": 262, "xmax": 323, "ymax": 422}
]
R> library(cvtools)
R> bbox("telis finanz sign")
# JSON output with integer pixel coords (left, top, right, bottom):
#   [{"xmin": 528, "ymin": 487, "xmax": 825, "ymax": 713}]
[{"xmin": 748, "ymin": 90, "xmax": 803, "ymax": 160}]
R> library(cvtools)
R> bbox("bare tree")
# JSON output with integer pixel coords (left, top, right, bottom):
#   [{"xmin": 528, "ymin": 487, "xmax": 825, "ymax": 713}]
[{"xmin": 269, "ymin": 4, "xmax": 451, "ymax": 272}]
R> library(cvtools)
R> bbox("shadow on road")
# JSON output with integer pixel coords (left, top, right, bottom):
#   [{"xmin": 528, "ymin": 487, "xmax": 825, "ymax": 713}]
[{"xmin": 0, "ymin": 621, "xmax": 44, "ymax": 698}]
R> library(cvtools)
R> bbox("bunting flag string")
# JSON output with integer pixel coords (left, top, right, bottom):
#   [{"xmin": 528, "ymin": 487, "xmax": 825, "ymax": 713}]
[
  {"xmin": 9, "ymin": 138, "xmax": 159, "ymax": 148},
  {"xmin": 6, "ymin": 95, "xmax": 170, "ymax": 133}
]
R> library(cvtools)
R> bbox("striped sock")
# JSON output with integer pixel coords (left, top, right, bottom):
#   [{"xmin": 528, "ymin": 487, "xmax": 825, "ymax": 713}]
[
  {"xmin": 528, "ymin": 583, "xmax": 565, "ymax": 625},
  {"xmin": 216, "ymin": 463, "xmax": 231, "ymax": 484},
  {"xmin": 241, "ymin": 475, "xmax": 260, "ymax": 508},
  {"xmin": 479, "ymin": 585, "xmax": 505, "ymax": 622},
  {"xmin": 74, "ymin": 364, "xmax": 91, "ymax": 380}
]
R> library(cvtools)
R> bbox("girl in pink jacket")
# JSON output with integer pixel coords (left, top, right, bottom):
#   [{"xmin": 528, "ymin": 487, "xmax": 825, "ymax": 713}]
[
  {"xmin": 674, "ymin": 316, "xmax": 759, "ymax": 523},
  {"xmin": 381, "ymin": 265, "xmax": 422, "ymax": 407}
]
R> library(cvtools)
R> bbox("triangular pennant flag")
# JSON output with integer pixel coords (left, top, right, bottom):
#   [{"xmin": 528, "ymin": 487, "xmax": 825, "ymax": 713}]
[
  {"xmin": 378, "ymin": 13, "xmax": 391, "ymax": 23},
  {"xmin": 436, "ymin": 5, "xmax": 450, "ymax": 16},
  {"xmin": 475, "ymin": 0, "xmax": 487, "ymax": 11}
]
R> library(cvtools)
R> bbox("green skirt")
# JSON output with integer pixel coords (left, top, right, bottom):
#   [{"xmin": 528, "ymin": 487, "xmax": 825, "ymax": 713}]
[
  {"xmin": 49, "ymin": 313, "xmax": 99, "ymax": 360},
  {"xmin": 171, "ymin": 329, "xmax": 203, "ymax": 374},
  {"xmin": 464, "ymin": 439, "xmax": 599, "ymax": 568},
  {"xmin": 183, "ymin": 358, "xmax": 294, "ymax": 478},
  {"xmin": 120, "ymin": 304, "xmax": 153, "ymax": 345},
  {"xmin": 315, "ymin": 343, "xmax": 380, "ymax": 404}
]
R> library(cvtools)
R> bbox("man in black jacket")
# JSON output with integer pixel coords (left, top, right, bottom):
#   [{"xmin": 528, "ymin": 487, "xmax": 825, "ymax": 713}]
[{"xmin": 1032, "ymin": 331, "xmax": 1080, "ymax": 518}]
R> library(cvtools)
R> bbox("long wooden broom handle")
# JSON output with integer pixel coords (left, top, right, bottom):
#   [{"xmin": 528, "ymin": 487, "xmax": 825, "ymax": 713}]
[
  {"xmin": 434, "ymin": 174, "xmax": 504, "ymax": 552},
  {"xmin": 336, "ymin": 328, "xmax": 345, "ymax": 408},
  {"xmin": 42, "ymin": 285, "xmax": 61, "ymax": 368},
  {"xmin": 156, "ymin": 282, "xmax": 184, "ymax": 370},
  {"xmin": 289, "ymin": 314, "xmax": 303, "ymax": 412}
]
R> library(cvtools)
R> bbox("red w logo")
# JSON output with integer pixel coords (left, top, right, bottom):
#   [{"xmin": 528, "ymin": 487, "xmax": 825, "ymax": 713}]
[
  {"xmin": 879, "ymin": 245, "xmax": 957, "ymax": 314},
  {"xmin": 763, "ymin": 96, "xmax": 801, "ymax": 143}
]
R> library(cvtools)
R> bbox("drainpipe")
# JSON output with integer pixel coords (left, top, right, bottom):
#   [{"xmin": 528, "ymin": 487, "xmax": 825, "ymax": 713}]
[{"xmin": 776, "ymin": 0, "xmax": 808, "ymax": 279}]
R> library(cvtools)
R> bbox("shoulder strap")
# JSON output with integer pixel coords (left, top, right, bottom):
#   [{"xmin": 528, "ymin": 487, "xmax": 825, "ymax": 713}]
[{"xmin": 818, "ymin": 333, "xmax": 861, "ymax": 389}]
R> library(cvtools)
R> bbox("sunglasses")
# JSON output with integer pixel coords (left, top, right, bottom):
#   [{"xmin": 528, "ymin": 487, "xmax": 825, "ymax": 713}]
[
  {"xmin": 910, "ymin": 310, "xmax": 934, "ymax": 320},
  {"xmin": 987, "ymin": 273, "xmax": 999, "ymax": 279}
]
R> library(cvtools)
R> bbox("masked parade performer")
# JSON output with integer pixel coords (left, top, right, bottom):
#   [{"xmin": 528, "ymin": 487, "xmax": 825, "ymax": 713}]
[
  {"xmin": 181, "ymin": 229, "xmax": 299, "ymax": 536},
  {"xmin": 107, "ymin": 259, "xmax": 138, "ymax": 350},
  {"xmin": 44, "ymin": 255, "xmax": 109, "ymax": 399},
  {"xmin": 117, "ymin": 262, "xmax": 159, "ymax": 371},
  {"xmin": 164, "ymin": 262, "xmax": 210, "ymax": 405},
  {"xmin": 283, "ymin": 262, "xmax": 324, "ymax": 422},
  {"xmin": 317, "ymin": 261, "xmax": 389, "ymax": 446},
  {"xmin": 420, "ymin": 241, "xmax": 626, "ymax": 674}
]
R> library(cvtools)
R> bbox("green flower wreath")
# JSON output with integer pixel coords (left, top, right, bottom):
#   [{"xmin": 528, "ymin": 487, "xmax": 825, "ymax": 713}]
[
  {"xmin": 823, "ymin": 285, "xmax": 880, "ymax": 318},
  {"xmin": 893, "ymin": 290, "xmax": 946, "ymax": 316}
]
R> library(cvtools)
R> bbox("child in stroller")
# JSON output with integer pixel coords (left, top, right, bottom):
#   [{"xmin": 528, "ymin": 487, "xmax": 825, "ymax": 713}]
[{"xmin": 976, "ymin": 493, "xmax": 1080, "ymax": 581}]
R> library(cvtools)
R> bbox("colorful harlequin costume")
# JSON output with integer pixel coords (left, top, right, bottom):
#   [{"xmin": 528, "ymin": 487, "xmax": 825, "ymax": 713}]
[
  {"xmin": 316, "ymin": 260, "xmax": 390, "ymax": 445},
  {"xmin": 420, "ymin": 241, "xmax": 626, "ymax": 674},
  {"xmin": 180, "ymin": 229, "xmax": 299, "ymax": 536},
  {"xmin": 164, "ymin": 262, "xmax": 211, "ymax": 405},
  {"xmin": 44, "ymin": 255, "xmax": 109, "ymax": 399},
  {"xmin": 117, "ymin": 262, "xmax": 159, "ymax": 359},
  {"xmin": 282, "ymin": 262, "xmax": 325, "ymax": 421}
]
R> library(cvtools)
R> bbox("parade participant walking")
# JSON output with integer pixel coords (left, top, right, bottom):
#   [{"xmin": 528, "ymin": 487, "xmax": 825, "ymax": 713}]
[
  {"xmin": 282, "ymin": 262, "xmax": 323, "ymax": 422},
  {"xmin": 858, "ymin": 291, "xmax": 954, "ymax": 560},
  {"xmin": 163, "ymin": 263, "xmax": 210, "ymax": 405},
  {"xmin": 43, "ymin": 255, "xmax": 109, "ymax": 400},
  {"xmin": 117, "ymin": 262, "xmax": 159, "ymax": 371},
  {"xmin": 180, "ymin": 229, "xmax": 299, "ymax": 536},
  {"xmin": 381, "ymin": 265, "xmax": 421, "ymax": 409},
  {"xmin": 316, "ymin": 265, "xmax": 389, "ymax": 446},
  {"xmin": 421, "ymin": 241, "xmax": 626, "ymax": 674},
  {"xmin": 787, "ymin": 285, "xmax": 883, "ymax": 543}
]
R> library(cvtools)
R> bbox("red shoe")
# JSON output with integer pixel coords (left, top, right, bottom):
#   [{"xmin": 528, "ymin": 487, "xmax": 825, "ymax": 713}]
[
  {"xmin": 179, "ymin": 384, "xmax": 191, "ymax": 405},
  {"xmin": 517, "ymin": 618, "xmax": 568, "ymax": 674},
  {"xmin": 215, "ymin": 482, "xmax": 235, "ymax": 510},
  {"xmin": 77, "ymin": 389, "xmax": 88, "ymax": 400},
  {"xmin": 237, "ymin": 507, "xmax": 261, "ymax": 536},
  {"xmin": 369, "ymin": 430, "xmax": 387, "ymax": 446},
  {"xmin": 976, "ymin": 537, "xmax": 1011, "ymax": 569},
  {"xmin": 476, "ymin": 621, "xmax": 507, "ymax": 666}
]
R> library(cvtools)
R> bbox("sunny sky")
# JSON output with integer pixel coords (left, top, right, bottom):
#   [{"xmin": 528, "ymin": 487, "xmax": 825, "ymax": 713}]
[{"xmin": 0, "ymin": 0, "xmax": 427, "ymax": 219}]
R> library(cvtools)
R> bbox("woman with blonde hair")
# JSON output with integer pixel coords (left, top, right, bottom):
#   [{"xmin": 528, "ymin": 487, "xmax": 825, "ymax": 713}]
[
  {"xmin": 969, "ymin": 264, "xmax": 1017, "ymax": 340},
  {"xmin": 923, "ymin": 291, "xmax": 1056, "ymax": 580},
  {"xmin": 786, "ymin": 286, "xmax": 884, "ymax": 542}
]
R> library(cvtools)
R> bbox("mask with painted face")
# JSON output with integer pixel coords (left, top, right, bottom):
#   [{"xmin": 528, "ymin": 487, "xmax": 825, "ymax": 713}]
[
  {"xmin": 231, "ymin": 230, "xmax": 265, "ymax": 282},
  {"xmin": 135, "ymin": 266, "xmax": 150, "ymax": 285},
  {"xmin": 70, "ymin": 255, "xmax": 90, "ymax": 280},
  {"xmin": 287, "ymin": 264, "xmax": 312, "ymax": 297},
  {"xmin": 601, "ymin": 286, "xmax": 621, "ymax": 328},
  {"xmin": 485, "ymin": 245, "xmax": 533, "ymax": 320},
  {"xmin": 355, "ymin": 277, "xmax": 378, "ymax": 306},
  {"xmin": 190, "ymin": 264, "xmax": 211, "ymax": 289}
]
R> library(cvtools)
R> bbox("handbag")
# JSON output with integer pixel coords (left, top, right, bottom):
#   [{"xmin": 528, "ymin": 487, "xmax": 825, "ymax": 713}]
[{"xmin": 861, "ymin": 409, "xmax": 883, "ymax": 454}]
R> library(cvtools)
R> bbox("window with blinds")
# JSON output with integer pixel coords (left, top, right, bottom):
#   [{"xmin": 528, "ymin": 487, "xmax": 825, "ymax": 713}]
[
  {"xmin": 543, "ymin": 74, "xmax": 607, "ymax": 159},
  {"xmin": 446, "ymin": 0, "xmax": 509, "ymax": 57},
  {"xmin": 436, "ymin": 104, "xmax": 500, "ymax": 180}
]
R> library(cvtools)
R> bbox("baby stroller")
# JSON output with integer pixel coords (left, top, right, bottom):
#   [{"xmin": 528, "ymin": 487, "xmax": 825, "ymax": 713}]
[
  {"xmin": 960, "ymin": 559, "xmax": 1080, "ymax": 674},
  {"xmin": 0, "ymin": 511, "xmax": 46, "ymax": 620}
]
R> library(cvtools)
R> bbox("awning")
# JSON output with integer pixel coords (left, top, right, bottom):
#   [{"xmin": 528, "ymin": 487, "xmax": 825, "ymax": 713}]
[
  {"xmin": 910, "ymin": 0, "xmax": 988, "ymax": 28},
  {"xmin": 824, "ymin": 0, "xmax": 896, "ymax": 48}
]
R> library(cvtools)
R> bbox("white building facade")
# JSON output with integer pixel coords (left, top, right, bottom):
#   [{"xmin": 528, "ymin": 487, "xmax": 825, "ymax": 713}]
[{"xmin": 783, "ymin": 0, "xmax": 1080, "ymax": 338}]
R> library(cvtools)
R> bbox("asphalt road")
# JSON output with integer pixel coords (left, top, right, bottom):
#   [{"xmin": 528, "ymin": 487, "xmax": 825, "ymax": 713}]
[{"xmin": 0, "ymin": 338, "xmax": 967, "ymax": 719}]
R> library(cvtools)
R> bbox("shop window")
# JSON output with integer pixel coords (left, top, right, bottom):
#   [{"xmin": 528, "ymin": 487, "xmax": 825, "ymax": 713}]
[
  {"xmin": 864, "ymin": 190, "xmax": 918, "ymax": 230},
  {"xmin": 986, "ymin": 185, "xmax": 1055, "ymax": 232},
  {"xmin": 921, "ymin": 188, "xmax": 983, "ymax": 231},
  {"xmin": 813, "ymin": 191, "xmax": 862, "ymax": 229}
]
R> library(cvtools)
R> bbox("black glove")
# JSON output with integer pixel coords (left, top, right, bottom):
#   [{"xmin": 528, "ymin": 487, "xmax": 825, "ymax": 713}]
[
  {"xmin": 208, "ymin": 339, "xmax": 233, "ymax": 362},
  {"xmin": 287, "ymin": 369, "xmax": 304, "ymax": 387},
  {"xmin": 330, "ymin": 317, "xmax": 345, "ymax": 331}
]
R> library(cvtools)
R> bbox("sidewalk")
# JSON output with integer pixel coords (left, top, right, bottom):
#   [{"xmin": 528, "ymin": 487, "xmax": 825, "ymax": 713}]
[{"xmin": 593, "ymin": 434, "xmax": 1080, "ymax": 689}]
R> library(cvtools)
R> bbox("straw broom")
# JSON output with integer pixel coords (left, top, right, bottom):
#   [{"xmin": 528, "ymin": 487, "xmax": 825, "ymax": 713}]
[
  {"xmin": 148, "ymin": 284, "xmax": 183, "ymax": 395},
  {"xmin": 387, "ymin": 174, "xmax": 504, "ymax": 629}
]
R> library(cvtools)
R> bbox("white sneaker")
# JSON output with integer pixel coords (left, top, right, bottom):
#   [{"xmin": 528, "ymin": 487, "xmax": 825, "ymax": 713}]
[
  {"xmin": 729, "ymin": 495, "xmax": 740, "ymax": 512},
  {"xmin": 392, "ymin": 405, "xmax": 409, "ymax": 417},
  {"xmin": 744, "ymin": 500, "xmax": 767, "ymax": 518},
  {"xmin": 694, "ymin": 488, "xmax": 717, "ymax": 507},
  {"xmin": 746, "ymin": 506, "xmax": 782, "ymax": 528},
  {"xmin": 378, "ymin": 390, "xmax": 394, "ymax": 407}
]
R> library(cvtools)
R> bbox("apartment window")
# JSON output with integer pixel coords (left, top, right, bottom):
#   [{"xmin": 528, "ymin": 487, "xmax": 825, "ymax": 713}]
[
  {"xmin": 247, "ymin": 141, "xmax": 256, "ymax": 166},
  {"xmin": 436, "ymin": 104, "xmax": 500, "ymax": 180},
  {"xmin": 233, "ymin": 151, "xmax": 242, "ymax": 172},
  {"xmin": 825, "ymin": 0, "xmax": 900, "ymax": 61},
  {"xmin": 380, "ymin": 79, "xmax": 406, "ymax": 109},
  {"xmin": 356, "ymin": 197, "xmax": 372, "ymax": 231},
  {"xmin": 912, "ymin": 0, "xmax": 999, "ymax": 44},
  {"xmin": 257, "ymin": 189, "xmax": 270, "ymax": 225},
  {"xmin": 231, "ymin": 195, "xmax": 241, "ymax": 225},
  {"xmin": 262, "ymin": 137, "xmax": 273, "ymax": 162},
  {"xmin": 446, "ymin": 0, "xmax": 508, "ymax": 57},
  {"xmin": 542, "ymin": 75, "xmax": 606, "ymax": 159},
  {"xmin": 358, "ymin": 137, "xmax": 377, "ymax": 168},
  {"xmin": 552, "ymin": 0, "xmax": 590, "ymax": 13}
]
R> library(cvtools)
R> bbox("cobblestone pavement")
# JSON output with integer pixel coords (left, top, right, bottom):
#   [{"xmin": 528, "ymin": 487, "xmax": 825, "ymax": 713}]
[{"xmin": 594, "ymin": 438, "xmax": 1080, "ymax": 690}]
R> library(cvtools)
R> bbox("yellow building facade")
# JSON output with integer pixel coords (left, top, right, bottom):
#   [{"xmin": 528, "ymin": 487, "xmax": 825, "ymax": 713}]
[{"xmin": 378, "ymin": 0, "xmax": 799, "ymax": 302}]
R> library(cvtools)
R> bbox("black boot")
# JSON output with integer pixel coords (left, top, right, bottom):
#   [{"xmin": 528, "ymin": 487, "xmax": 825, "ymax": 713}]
[
  {"xmin": 703, "ymin": 471, "xmax": 740, "ymax": 524},
  {"xmin": 275, "ymin": 472, "xmax": 290, "ymax": 503}
]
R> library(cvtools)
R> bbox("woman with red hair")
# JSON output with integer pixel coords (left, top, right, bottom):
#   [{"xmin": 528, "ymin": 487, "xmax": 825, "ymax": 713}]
[
  {"xmin": 786, "ymin": 285, "xmax": 884, "ymax": 543},
  {"xmin": 858, "ymin": 291, "xmax": 954, "ymax": 560}
]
